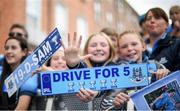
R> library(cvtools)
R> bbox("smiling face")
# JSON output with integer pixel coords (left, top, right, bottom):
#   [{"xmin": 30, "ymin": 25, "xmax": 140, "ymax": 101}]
[
  {"xmin": 118, "ymin": 33, "xmax": 146, "ymax": 63},
  {"xmin": 50, "ymin": 50, "xmax": 67, "ymax": 70},
  {"xmin": 87, "ymin": 34, "xmax": 110, "ymax": 63},
  {"xmin": 4, "ymin": 39, "xmax": 26, "ymax": 69}
]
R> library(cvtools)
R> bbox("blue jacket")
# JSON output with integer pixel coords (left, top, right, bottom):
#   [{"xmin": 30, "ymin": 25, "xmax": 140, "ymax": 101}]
[
  {"xmin": 0, "ymin": 73, "xmax": 38, "ymax": 110},
  {"xmin": 149, "ymin": 34, "xmax": 180, "ymax": 71}
]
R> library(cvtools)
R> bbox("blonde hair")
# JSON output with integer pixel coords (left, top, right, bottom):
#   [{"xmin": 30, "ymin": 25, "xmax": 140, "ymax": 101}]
[
  {"xmin": 118, "ymin": 30, "xmax": 144, "ymax": 46},
  {"xmin": 83, "ymin": 32, "xmax": 115, "ymax": 67}
]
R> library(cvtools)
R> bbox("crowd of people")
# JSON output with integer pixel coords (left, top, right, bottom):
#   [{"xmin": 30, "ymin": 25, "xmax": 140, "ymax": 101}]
[{"xmin": 0, "ymin": 6, "xmax": 180, "ymax": 110}]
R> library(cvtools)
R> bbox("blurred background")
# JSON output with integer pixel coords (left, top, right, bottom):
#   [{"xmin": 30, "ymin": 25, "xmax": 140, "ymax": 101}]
[{"xmin": 0, "ymin": 0, "xmax": 179, "ymax": 53}]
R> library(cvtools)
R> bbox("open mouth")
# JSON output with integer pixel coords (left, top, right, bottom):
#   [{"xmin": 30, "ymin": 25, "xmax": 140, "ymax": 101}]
[
  {"xmin": 93, "ymin": 52, "xmax": 105, "ymax": 57},
  {"xmin": 127, "ymin": 52, "xmax": 137, "ymax": 59},
  {"xmin": 5, "ymin": 54, "xmax": 14, "ymax": 60}
]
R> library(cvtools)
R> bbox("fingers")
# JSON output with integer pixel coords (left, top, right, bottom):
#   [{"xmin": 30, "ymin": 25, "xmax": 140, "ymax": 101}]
[
  {"xmin": 76, "ymin": 89, "xmax": 96, "ymax": 103},
  {"xmin": 77, "ymin": 35, "xmax": 82, "ymax": 48},
  {"xmin": 32, "ymin": 65, "xmax": 54, "ymax": 76},
  {"xmin": 76, "ymin": 89, "xmax": 90, "ymax": 103},
  {"xmin": 113, "ymin": 92, "xmax": 130, "ymax": 108},
  {"xmin": 73, "ymin": 32, "xmax": 77, "ymax": 46},
  {"xmin": 155, "ymin": 69, "xmax": 170, "ymax": 80},
  {"xmin": 80, "ymin": 54, "xmax": 92, "ymax": 61},
  {"xmin": 68, "ymin": 33, "xmax": 70, "ymax": 46},
  {"xmin": 116, "ymin": 93, "xmax": 130, "ymax": 102},
  {"xmin": 67, "ymin": 32, "xmax": 81, "ymax": 48},
  {"xmin": 86, "ymin": 89, "xmax": 98, "ymax": 97}
]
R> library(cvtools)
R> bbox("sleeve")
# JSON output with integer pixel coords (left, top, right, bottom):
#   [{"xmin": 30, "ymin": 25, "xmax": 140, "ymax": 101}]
[
  {"xmin": 67, "ymin": 61, "xmax": 87, "ymax": 69},
  {"xmin": 19, "ymin": 74, "xmax": 38, "ymax": 96},
  {"xmin": 100, "ymin": 89, "xmax": 126, "ymax": 110},
  {"xmin": 174, "ymin": 39, "xmax": 180, "ymax": 70},
  {"xmin": 101, "ymin": 96, "xmax": 114, "ymax": 110}
]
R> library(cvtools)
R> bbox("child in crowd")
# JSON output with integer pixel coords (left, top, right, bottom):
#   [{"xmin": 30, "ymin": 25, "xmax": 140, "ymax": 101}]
[
  {"xmin": 34, "ymin": 49, "xmax": 67, "ymax": 110},
  {"xmin": 100, "ymin": 30, "xmax": 170, "ymax": 110},
  {"xmin": 63, "ymin": 32, "xmax": 116, "ymax": 110},
  {"xmin": 34, "ymin": 49, "xmax": 91, "ymax": 110}
]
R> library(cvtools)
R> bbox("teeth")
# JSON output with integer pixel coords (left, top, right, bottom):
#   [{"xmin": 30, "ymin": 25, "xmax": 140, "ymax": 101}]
[{"xmin": 94, "ymin": 53, "xmax": 104, "ymax": 56}]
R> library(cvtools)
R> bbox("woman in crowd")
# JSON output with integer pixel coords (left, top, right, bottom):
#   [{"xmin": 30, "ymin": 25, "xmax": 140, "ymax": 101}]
[
  {"xmin": 63, "ymin": 32, "xmax": 116, "ymax": 110},
  {"xmin": 145, "ymin": 8, "xmax": 180, "ymax": 71},
  {"xmin": 144, "ymin": 7, "xmax": 180, "ymax": 71},
  {"xmin": 100, "ymin": 30, "xmax": 170, "ymax": 110},
  {"xmin": 0, "ymin": 36, "xmax": 37, "ymax": 110}
]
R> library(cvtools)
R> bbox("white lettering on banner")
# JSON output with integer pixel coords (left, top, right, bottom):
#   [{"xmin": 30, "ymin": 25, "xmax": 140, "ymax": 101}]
[
  {"xmin": 24, "ymin": 62, "xmax": 31, "ymax": 74},
  {"xmin": 42, "ymin": 41, "xmax": 52, "ymax": 55},
  {"xmin": 32, "ymin": 41, "xmax": 52, "ymax": 65},
  {"xmin": 14, "ymin": 62, "xmax": 32, "ymax": 85}
]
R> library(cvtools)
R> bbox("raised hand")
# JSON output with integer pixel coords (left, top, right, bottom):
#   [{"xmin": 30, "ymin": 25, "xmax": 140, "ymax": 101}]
[{"xmin": 62, "ymin": 32, "xmax": 91, "ymax": 67}]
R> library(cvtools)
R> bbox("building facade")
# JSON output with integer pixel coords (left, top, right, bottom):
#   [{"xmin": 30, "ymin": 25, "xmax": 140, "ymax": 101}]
[{"xmin": 0, "ymin": 0, "xmax": 140, "ymax": 53}]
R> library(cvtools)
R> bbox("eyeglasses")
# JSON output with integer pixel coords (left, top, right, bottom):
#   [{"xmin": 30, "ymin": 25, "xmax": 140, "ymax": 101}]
[{"xmin": 8, "ymin": 32, "xmax": 26, "ymax": 38}]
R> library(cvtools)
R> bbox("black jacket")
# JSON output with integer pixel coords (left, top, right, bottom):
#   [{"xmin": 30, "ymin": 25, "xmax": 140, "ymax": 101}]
[{"xmin": 149, "ymin": 34, "xmax": 180, "ymax": 71}]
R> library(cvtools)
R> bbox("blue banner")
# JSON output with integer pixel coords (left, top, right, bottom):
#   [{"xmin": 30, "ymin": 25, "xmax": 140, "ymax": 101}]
[
  {"xmin": 40, "ymin": 63, "xmax": 156, "ymax": 96},
  {"xmin": 131, "ymin": 71, "xmax": 180, "ymax": 110},
  {"xmin": 4, "ymin": 28, "xmax": 62, "ymax": 97}
]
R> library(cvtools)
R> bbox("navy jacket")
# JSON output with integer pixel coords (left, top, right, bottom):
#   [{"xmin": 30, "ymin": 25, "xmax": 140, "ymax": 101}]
[{"xmin": 149, "ymin": 34, "xmax": 180, "ymax": 71}]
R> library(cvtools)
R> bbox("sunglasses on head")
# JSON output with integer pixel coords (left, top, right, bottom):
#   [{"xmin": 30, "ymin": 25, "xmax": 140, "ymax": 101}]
[{"xmin": 8, "ymin": 32, "xmax": 25, "ymax": 38}]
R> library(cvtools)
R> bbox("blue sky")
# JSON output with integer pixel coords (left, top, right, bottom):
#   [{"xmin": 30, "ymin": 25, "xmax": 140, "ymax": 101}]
[{"xmin": 126, "ymin": 0, "xmax": 180, "ymax": 16}]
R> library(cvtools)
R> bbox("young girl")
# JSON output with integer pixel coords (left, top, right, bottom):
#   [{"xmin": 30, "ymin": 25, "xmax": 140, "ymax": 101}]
[
  {"xmin": 0, "ymin": 36, "xmax": 37, "ymax": 110},
  {"xmin": 100, "ymin": 30, "xmax": 170, "ymax": 110},
  {"xmin": 63, "ymin": 32, "xmax": 116, "ymax": 110},
  {"xmin": 46, "ymin": 50, "xmax": 67, "ymax": 70},
  {"xmin": 51, "ymin": 50, "xmax": 91, "ymax": 110},
  {"xmin": 34, "ymin": 49, "xmax": 68, "ymax": 110},
  {"xmin": 34, "ymin": 49, "xmax": 92, "ymax": 110}
]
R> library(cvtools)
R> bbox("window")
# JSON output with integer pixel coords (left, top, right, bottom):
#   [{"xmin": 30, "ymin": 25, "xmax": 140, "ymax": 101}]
[
  {"xmin": 55, "ymin": 3, "xmax": 68, "ymax": 44},
  {"xmin": 76, "ymin": 16, "xmax": 88, "ymax": 49},
  {"xmin": 106, "ymin": 12, "xmax": 113, "ymax": 25},
  {"xmin": 94, "ymin": 0, "xmax": 101, "ymax": 23},
  {"xmin": 26, "ymin": 0, "xmax": 43, "ymax": 45},
  {"xmin": 117, "ymin": 22, "xmax": 124, "ymax": 33}
]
